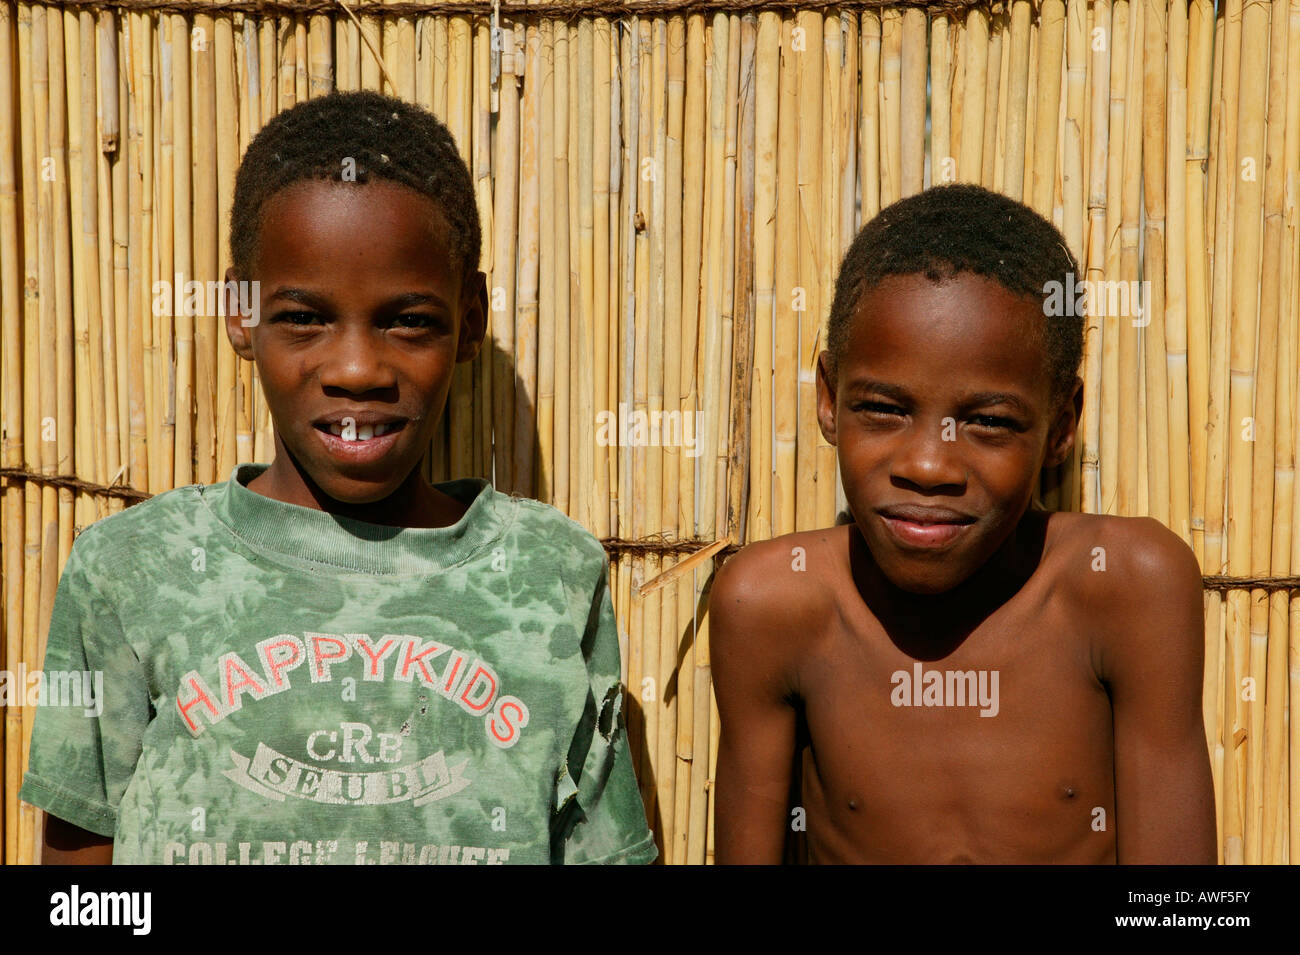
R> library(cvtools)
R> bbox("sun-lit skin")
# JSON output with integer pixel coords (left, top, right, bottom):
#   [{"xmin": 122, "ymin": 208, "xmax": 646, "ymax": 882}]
[
  {"xmin": 715, "ymin": 266, "xmax": 1213, "ymax": 866},
  {"xmin": 223, "ymin": 178, "xmax": 487, "ymax": 529},
  {"xmin": 816, "ymin": 271, "xmax": 1083, "ymax": 631},
  {"xmin": 40, "ymin": 178, "xmax": 490, "ymax": 863}
]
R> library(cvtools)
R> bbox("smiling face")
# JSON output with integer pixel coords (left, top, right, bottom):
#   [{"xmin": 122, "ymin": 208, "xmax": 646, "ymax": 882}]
[
  {"xmin": 817, "ymin": 271, "xmax": 1081, "ymax": 595},
  {"xmin": 224, "ymin": 178, "xmax": 486, "ymax": 508}
]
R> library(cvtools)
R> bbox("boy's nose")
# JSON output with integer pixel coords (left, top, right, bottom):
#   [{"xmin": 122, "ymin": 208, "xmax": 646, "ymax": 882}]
[
  {"xmin": 318, "ymin": 328, "xmax": 399, "ymax": 392},
  {"xmin": 890, "ymin": 423, "xmax": 967, "ymax": 491}
]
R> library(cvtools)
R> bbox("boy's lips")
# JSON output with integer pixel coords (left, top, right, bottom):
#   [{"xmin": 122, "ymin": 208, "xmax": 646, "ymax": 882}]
[
  {"xmin": 310, "ymin": 415, "xmax": 408, "ymax": 464},
  {"xmin": 876, "ymin": 504, "xmax": 976, "ymax": 549}
]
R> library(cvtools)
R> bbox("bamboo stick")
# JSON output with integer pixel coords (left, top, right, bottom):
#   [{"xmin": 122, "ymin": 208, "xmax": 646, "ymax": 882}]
[
  {"xmin": 1281, "ymin": 0, "xmax": 1300, "ymax": 866},
  {"xmin": 1217, "ymin": 0, "xmax": 1268, "ymax": 867},
  {"xmin": 714, "ymin": 14, "xmax": 738, "ymax": 540},
  {"xmin": 493, "ymin": 16, "xmax": 519, "ymax": 494},
  {"xmin": 447, "ymin": 12, "xmax": 473, "ymax": 480},
  {"xmin": 604, "ymin": 19, "xmax": 621, "ymax": 528},
  {"xmin": 899, "ymin": 8, "xmax": 925, "ymax": 196},
  {"xmin": 31, "ymin": 0, "xmax": 57, "ymax": 864},
  {"xmin": 628, "ymin": 13, "xmax": 651, "ymax": 829},
  {"xmin": 979, "ymin": 6, "xmax": 1002, "ymax": 189},
  {"xmin": 1141, "ymin": 0, "xmax": 1169, "ymax": 532},
  {"xmin": 773, "ymin": 14, "xmax": 796, "ymax": 537},
  {"xmin": 93, "ymin": 10, "xmax": 121, "ymax": 511},
  {"xmin": 215, "ymin": 16, "xmax": 238, "ymax": 481},
  {"xmin": 617, "ymin": 17, "xmax": 641, "ymax": 792},
  {"xmin": 1022, "ymin": 7, "xmax": 1038, "ymax": 202},
  {"xmin": 65, "ymin": 7, "xmax": 99, "ymax": 539},
  {"xmin": 515, "ymin": 18, "xmax": 540, "ymax": 499},
  {"xmin": 553, "ymin": 18, "xmax": 571, "ymax": 510},
  {"xmin": 950, "ymin": 8, "xmax": 966, "ymax": 186},
  {"xmin": 930, "ymin": 12, "xmax": 950, "ymax": 185},
  {"xmin": 536, "ymin": 16, "xmax": 554, "ymax": 502},
  {"xmin": 792, "ymin": 9, "xmax": 819, "ymax": 534},
  {"xmin": 1186, "ymin": 0, "xmax": 1213, "ymax": 564},
  {"xmin": 1001, "ymin": 0, "xmax": 1031, "ymax": 199},
  {"xmin": 191, "ymin": 15, "xmax": 214, "ymax": 488},
  {"xmin": 681, "ymin": 11, "xmax": 709, "ymax": 865},
  {"xmin": 474, "ymin": 16, "xmax": 493, "ymax": 482},
  {"xmin": 663, "ymin": 12, "xmax": 687, "ymax": 863},
  {"xmin": 1263, "ymin": 0, "xmax": 1294, "ymax": 857},
  {"xmin": 1249, "ymin": 0, "xmax": 1289, "ymax": 864},
  {"xmin": 645, "ymin": 15, "xmax": 672, "ymax": 857},
  {"xmin": 880, "ymin": 8, "xmax": 901, "ymax": 204},
  {"xmin": 959, "ymin": 5, "xmax": 986, "ymax": 186},
  {"xmin": 593, "ymin": 16, "xmax": 612, "ymax": 523},
  {"xmin": 1080, "ymin": 0, "xmax": 1109, "ymax": 515},
  {"xmin": 1116, "ymin": 0, "xmax": 1142, "ymax": 517},
  {"xmin": 992, "ymin": 5, "xmax": 1010, "ymax": 192},
  {"xmin": 815, "ymin": 10, "xmax": 837, "ymax": 528}
]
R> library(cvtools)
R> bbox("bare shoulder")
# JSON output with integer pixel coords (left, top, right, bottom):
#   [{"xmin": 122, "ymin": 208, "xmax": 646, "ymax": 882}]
[
  {"xmin": 712, "ymin": 526, "xmax": 846, "ymax": 618},
  {"xmin": 709, "ymin": 526, "xmax": 849, "ymax": 673},
  {"xmin": 1046, "ymin": 511, "xmax": 1204, "ymax": 673},
  {"xmin": 1045, "ymin": 511, "xmax": 1201, "ymax": 599}
]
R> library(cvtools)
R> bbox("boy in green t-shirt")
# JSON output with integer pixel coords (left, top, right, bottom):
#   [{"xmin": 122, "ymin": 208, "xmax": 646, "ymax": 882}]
[{"xmin": 20, "ymin": 90, "xmax": 656, "ymax": 865}]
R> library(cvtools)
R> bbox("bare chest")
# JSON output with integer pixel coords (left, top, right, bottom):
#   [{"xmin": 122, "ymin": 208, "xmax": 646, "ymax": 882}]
[{"xmin": 793, "ymin": 588, "xmax": 1117, "ymax": 862}]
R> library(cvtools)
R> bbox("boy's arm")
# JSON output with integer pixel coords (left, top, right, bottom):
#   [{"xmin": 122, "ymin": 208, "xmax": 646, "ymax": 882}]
[
  {"xmin": 42, "ymin": 815, "xmax": 114, "ymax": 865},
  {"xmin": 18, "ymin": 527, "xmax": 150, "ymax": 861},
  {"xmin": 711, "ymin": 545, "xmax": 798, "ymax": 864},
  {"xmin": 552, "ymin": 549, "xmax": 657, "ymax": 864},
  {"xmin": 1101, "ymin": 518, "xmax": 1216, "ymax": 864}
]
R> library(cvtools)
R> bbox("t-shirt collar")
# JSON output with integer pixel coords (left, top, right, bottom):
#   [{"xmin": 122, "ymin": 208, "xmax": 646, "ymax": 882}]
[{"xmin": 201, "ymin": 462, "xmax": 509, "ymax": 576}]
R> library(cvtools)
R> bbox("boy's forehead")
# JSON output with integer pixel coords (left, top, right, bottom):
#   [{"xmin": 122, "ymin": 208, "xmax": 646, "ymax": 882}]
[
  {"xmin": 845, "ymin": 272, "xmax": 1051, "ymax": 394},
  {"xmin": 851, "ymin": 271, "xmax": 1042, "ymax": 340},
  {"xmin": 252, "ymin": 179, "xmax": 462, "ymax": 282},
  {"xmin": 262, "ymin": 178, "xmax": 449, "ymax": 239}
]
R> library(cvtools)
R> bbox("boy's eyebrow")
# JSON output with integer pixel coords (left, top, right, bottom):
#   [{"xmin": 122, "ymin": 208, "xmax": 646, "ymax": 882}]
[
  {"xmin": 961, "ymin": 391, "xmax": 1034, "ymax": 416},
  {"xmin": 846, "ymin": 378, "xmax": 1034, "ymax": 416},
  {"xmin": 267, "ymin": 287, "xmax": 451, "ymax": 310}
]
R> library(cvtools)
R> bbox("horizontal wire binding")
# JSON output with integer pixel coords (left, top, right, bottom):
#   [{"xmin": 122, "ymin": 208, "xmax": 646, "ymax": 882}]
[{"xmin": 6, "ymin": 467, "xmax": 1300, "ymax": 591}]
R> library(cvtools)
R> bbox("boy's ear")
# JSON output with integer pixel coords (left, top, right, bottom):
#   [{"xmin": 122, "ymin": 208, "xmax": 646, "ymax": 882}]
[
  {"xmin": 1043, "ymin": 375, "xmax": 1084, "ymax": 468},
  {"xmin": 816, "ymin": 349, "xmax": 839, "ymax": 446},
  {"xmin": 223, "ymin": 267, "xmax": 256, "ymax": 361},
  {"xmin": 456, "ymin": 268, "xmax": 489, "ymax": 364}
]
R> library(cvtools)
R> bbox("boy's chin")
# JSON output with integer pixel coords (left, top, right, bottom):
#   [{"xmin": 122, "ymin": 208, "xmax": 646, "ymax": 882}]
[
  {"xmin": 876, "ymin": 565, "xmax": 972, "ymax": 596},
  {"xmin": 291, "ymin": 446, "xmax": 417, "ymax": 504}
]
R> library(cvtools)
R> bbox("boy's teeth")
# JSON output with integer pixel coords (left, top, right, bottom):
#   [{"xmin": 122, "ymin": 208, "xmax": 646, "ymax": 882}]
[{"xmin": 325, "ymin": 422, "xmax": 395, "ymax": 440}]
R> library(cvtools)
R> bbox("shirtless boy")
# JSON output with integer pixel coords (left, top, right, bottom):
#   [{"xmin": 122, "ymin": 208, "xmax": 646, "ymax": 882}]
[{"xmin": 711, "ymin": 184, "xmax": 1215, "ymax": 864}]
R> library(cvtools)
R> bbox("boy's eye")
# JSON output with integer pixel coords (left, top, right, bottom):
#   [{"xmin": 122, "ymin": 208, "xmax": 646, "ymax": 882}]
[
  {"xmin": 970, "ymin": 414, "xmax": 1018, "ymax": 430},
  {"xmin": 853, "ymin": 401, "xmax": 906, "ymax": 416},
  {"xmin": 274, "ymin": 311, "xmax": 323, "ymax": 326},
  {"xmin": 392, "ymin": 313, "xmax": 443, "ymax": 331}
]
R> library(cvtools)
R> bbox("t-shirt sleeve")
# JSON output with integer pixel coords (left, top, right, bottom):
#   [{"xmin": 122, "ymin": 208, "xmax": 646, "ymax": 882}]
[
  {"xmin": 18, "ymin": 530, "xmax": 150, "ymax": 839},
  {"xmin": 551, "ymin": 551, "xmax": 658, "ymax": 865}
]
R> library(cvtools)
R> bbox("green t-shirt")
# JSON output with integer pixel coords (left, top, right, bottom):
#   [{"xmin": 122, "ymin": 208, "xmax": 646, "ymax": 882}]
[{"xmin": 20, "ymin": 462, "xmax": 656, "ymax": 865}]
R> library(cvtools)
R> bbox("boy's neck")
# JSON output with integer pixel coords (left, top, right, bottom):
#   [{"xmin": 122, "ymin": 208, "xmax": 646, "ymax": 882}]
[
  {"xmin": 850, "ymin": 508, "xmax": 1048, "ymax": 655},
  {"xmin": 246, "ymin": 441, "xmax": 470, "ymax": 530}
]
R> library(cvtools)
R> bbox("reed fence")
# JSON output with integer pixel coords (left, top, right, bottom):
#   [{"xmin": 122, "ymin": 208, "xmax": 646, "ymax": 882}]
[{"xmin": 1, "ymin": 0, "xmax": 1298, "ymax": 865}]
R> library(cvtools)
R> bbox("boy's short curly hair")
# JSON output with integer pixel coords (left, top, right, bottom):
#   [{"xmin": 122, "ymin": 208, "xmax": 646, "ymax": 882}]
[
  {"xmin": 229, "ymin": 90, "xmax": 480, "ymax": 281},
  {"xmin": 825, "ymin": 184, "xmax": 1084, "ymax": 411}
]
